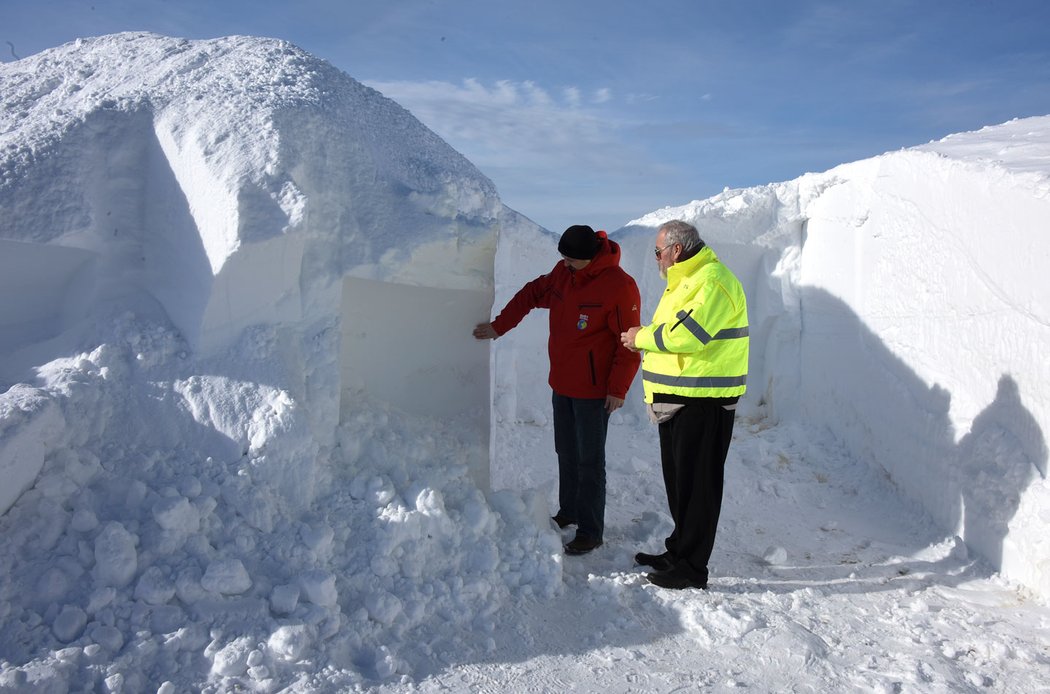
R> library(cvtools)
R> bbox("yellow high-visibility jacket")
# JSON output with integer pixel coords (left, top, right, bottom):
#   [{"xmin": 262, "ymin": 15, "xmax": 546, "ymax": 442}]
[{"xmin": 635, "ymin": 245, "xmax": 749, "ymax": 402}]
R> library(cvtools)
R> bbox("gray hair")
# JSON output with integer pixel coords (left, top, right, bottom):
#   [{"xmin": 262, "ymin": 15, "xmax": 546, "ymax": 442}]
[{"xmin": 659, "ymin": 220, "xmax": 705, "ymax": 253}]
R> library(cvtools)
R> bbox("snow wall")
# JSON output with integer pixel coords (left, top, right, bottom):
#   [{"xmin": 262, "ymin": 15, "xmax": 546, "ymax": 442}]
[
  {"xmin": 487, "ymin": 117, "xmax": 1050, "ymax": 598},
  {"xmin": 486, "ymin": 117, "xmax": 1050, "ymax": 601},
  {"xmin": 794, "ymin": 144, "xmax": 1050, "ymax": 599},
  {"xmin": 0, "ymin": 32, "xmax": 502, "ymax": 514},
  {"xmin": 605, "ymin": 118, "xmax": 1049, "ymax": 599}
]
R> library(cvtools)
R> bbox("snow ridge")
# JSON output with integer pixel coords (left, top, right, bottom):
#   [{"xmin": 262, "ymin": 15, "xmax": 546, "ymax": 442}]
[{"xmin": 0, "ymin": 32, "xmax": 554, "ymax": 691}]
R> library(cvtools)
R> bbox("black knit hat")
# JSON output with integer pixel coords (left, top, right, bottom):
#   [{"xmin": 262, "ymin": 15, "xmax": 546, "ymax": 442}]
[{"xmin": 558, "ymin": 225, "xmax": 601, "ymax": 260}]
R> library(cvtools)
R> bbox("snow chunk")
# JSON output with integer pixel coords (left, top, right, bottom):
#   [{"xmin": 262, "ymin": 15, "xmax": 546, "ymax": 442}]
[
  {"xmin": 201, "ymin": 558, "xmax": 252, "ymax": 595},
  {"xmin": 133, "ymin": 566, "xmax": 176, "ymax": 605},
  {"xmin": 86, "ymin": 587, "xmax": 116, "ymax": 615},
  {"xmin": 763, "ymin": 546, "xmax": 789, "ymax": 565},
  {"xmin": 299, "ymin": 522, "xmax": 334, "ymax": 557},
  {"xmin": 89, "ymin": 624, "xmax": 124, "ymax": 653},
  {"xmin": 270, "ymin": 583, "xmax": 300, "ymax": 615},
  {"xmin": 71, "ymin": 508, "xmax": 99, "ymax": 533},
  {"xmin": 267, "ymin": 624, "xmax": 312, "ymax": 662},
  {"xmin": 0, "ymin": 386, "xmax": 64, "ymax": 514},
  {"xmin": 210, "ymin": 636, "xmax": 254, "ymax": 677},
  {"xmin": 152, "ymin": 495, "xmax": 200, "ymax": 533},
  {"xmin": 298, "ymin": 569, "xmax": 337, "ymax": 607},
  {"xmin": 365, "ymin": 591, "xmax": 404, "ymax": 627},
  {"xmin": 52, "ymin": 605, "xmax": 87, "ymax": 643},
  {"xmin": 92, "ymin": 522, "xmax": 138, "ymax": 588}
]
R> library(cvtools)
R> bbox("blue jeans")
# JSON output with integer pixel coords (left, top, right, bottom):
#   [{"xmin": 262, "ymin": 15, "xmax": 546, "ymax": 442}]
[{"xmin": 552, "ymin": 392, "xmax": 610, "ymax": 541}]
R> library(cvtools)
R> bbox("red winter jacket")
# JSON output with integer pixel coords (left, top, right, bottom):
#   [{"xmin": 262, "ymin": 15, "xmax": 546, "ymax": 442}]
[{"xmin": 492, "ymin": 232, "xmax": 642, "ymax": 399}]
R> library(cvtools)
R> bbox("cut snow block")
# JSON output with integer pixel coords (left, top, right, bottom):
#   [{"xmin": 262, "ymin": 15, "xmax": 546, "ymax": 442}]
[
  {"xmin": 0, "ymin": 387, "xmax": 64, "ymax": 515},
  {"xmin": 0, "ymin": 240, "xmax": 96, "ymax": 356},
  {"xmin": 339, "ymin": 277, "xmax": 492, "ymax": 490}
]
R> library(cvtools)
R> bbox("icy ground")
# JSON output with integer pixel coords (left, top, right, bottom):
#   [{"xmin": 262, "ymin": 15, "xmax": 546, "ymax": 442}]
[{"xmin": 368, "ymin": 416, "xmax": 1050, "ymax": 693}]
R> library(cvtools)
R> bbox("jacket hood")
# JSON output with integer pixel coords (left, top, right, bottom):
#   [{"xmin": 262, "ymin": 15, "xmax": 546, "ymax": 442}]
[{"xmin": 578, "ymin": 231, "xmax": 623, "ymax": 279}]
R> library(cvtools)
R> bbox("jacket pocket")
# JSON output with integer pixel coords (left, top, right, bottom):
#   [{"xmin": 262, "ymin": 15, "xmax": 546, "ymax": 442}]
[{"xmin": 588, "ymin": 351, "xmax": 597, "ymax": 386}]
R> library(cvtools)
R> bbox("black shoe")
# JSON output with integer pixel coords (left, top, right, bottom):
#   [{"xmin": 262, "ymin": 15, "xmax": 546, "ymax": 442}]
[
  {"xmin": 564, "ymin": 534, "xmax": 603, "ymax": 555},
  {"xmin": 634, "ymin": 551, "xmax": 673, "ymax": 573},
  {"xmin": 551, "ymin": 514, "xmax": 576, "ymax": 530},
  {"xmin": 646, "ymin": 566, "xmax": 708, "ymax": 590}
]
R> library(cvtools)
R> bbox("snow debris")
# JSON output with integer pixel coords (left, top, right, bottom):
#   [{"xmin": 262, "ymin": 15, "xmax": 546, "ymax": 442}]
[{"xmin": 2, "ymin": 29, "xmax": 1050, "ymax": 693}]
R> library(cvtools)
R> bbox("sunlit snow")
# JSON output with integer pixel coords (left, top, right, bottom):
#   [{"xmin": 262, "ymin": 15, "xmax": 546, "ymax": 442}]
[{"xmin": 2, "ymin": 33, "xmax": 1049, "ymax": 693}]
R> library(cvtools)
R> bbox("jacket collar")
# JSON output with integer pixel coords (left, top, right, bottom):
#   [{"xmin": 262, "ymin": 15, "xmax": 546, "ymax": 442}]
[{"xmin": 666, "ymin": 245, "xmax": 716, "ymax": 288}]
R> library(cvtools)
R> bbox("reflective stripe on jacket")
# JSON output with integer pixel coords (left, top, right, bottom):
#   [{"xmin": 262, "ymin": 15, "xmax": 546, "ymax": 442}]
[{"xmin": 635, "ymin": 245, "xmax": 749, "ymax": 402}]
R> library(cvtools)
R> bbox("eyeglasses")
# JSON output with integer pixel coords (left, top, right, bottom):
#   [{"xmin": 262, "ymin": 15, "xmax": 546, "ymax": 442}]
[{"xmin": 654, "ymin": 243, "xmax": 675, "ymax": 259}]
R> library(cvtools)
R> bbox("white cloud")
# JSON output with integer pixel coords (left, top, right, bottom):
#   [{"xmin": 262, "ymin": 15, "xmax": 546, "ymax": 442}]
[
  {"xmin": 362, "ymin": 78, "xmax": 684, "ymax": 231},
  {"xmin": 522, "ymin": 80, "xmax": 553, "ymax": 107},
  {"xmin": 364, "ymin": 78, "xmax": 631, "ymax": 172},
  {"xmin": 625, "ymin": 92, "xmax": 660, "ymax": 105}
]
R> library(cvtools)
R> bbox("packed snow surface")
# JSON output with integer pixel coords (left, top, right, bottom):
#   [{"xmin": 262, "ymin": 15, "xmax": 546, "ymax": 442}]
[{"xmin": 2, "ymin": 33, "xmax": 1050, "ymax": 692}]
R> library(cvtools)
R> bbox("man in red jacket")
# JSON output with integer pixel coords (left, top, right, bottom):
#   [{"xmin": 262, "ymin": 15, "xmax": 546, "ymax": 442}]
[{"xmin": 474, "ymin": 225, "xmax": 642, "ymax": 555}]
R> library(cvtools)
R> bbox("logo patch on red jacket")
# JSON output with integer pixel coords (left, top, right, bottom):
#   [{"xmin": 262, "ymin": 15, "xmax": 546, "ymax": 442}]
[{"xmin": 577, "ymin": 314, "xmax": 589, "ymax": 330}]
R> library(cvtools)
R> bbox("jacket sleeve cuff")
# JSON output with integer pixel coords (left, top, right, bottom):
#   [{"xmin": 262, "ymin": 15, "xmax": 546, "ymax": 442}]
[{"xmin": 634, "ymin": 325, "xmax": 658, "ymax": 352}]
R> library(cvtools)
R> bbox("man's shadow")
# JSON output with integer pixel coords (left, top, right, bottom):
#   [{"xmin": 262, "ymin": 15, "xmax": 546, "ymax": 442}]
[
  {"xmin": 956, "ymin": 373, "xmax": 1047, "ymax": 571},
  {"xmin": 730, "ymin": 286, "xmax": 1048, "ymax": 597}
]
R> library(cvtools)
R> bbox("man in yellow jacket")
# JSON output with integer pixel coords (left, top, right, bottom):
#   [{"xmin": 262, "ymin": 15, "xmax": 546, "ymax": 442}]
[{"xmin": 621, "ymin": 220, "xmax": 749, "ymax": 590}]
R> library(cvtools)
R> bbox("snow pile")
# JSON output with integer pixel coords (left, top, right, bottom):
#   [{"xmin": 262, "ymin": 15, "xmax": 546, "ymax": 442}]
[
  {"xmin": 608, "ymin": 115, "xmax": 1050, "ymax": 599},
  {"xmin": 0, "ymin": 31, "xmax": 505, "ymax": 508},
  {"xmin": 0, "ymin": 33, "xmax": 560, "ymax": 691},
  {"xmin": 2, "ymin": 29, "xmax": 1049, "ymax": 692}
]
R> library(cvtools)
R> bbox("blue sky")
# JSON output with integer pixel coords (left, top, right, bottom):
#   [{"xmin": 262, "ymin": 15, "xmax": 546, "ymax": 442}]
[{"xmin": 4, "ymin": 0, "xmax": 1050, "ymax": 233}]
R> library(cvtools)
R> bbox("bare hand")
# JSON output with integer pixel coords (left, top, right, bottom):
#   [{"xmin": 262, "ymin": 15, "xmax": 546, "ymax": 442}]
[
  {"xmin": 605, "ymin": 395, "xmax": 625, "ymax": 413},
  {"xmin": 620, "ymin": 326, "xmax": 641, "ymax": 352},
  {"xmin": 473, "ymin": 322, "xmax": 498, "ymax": 340}
]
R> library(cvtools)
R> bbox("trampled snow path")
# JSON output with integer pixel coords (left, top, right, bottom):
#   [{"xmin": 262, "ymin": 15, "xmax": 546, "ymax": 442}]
[{"xmin": 372, "ymin": 417, "xmax": 1050, "ymax": 693}]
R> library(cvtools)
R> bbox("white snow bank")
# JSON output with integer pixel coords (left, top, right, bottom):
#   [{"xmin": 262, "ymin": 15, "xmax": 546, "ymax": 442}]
[
  {"xmin": 0, "ymin": 33, "xmax": 562, "ymax": 691},
  {"xmin": 3, "ymin": 29, "xmax": 1048, "ymax": 691},
  {"xmin": 612, "ymin": 116, "xmax": 1050, "ymax": 599},
  {"xmin": 0, "ymin": 31, "xmax": 504, "ymax": 510}
]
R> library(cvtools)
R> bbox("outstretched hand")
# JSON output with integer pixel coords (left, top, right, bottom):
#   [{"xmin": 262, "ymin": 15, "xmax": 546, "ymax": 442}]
[
  {"xmin": 473, "ymin": 322, "xmax": 498, "ymax": 340},
  {"xmin": 620, "ymin": 326, "xmax": 641, "ymax": 352}
]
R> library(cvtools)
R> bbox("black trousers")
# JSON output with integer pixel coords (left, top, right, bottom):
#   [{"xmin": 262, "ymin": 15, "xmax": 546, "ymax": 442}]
[{"xmin": 659, "ymin": 399, "xmax": 736, "ymax": 582}]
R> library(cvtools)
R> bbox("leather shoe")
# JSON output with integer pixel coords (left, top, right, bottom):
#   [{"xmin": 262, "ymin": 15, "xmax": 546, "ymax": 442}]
[
  {"xmin": 634, "ymin": 551, "xmax": 673, "ymax": 572},
  {"xmin": 646, "ymin": 567, "xmax": 708, "ymax": 590},
  {"xmin": 564, "ymin": 534, "xmax": 603, "ymax": 555},
  {"xmin": 551, "ymin": 514, "xmax": 575, "ymax": 529}
]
